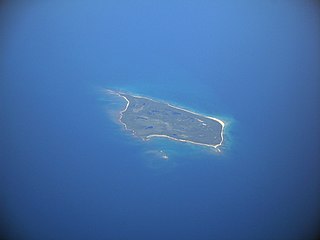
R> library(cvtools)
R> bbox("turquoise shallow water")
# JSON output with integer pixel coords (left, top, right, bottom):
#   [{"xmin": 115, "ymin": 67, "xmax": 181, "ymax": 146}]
[{"xmin": 1, "ymin": 1, "xmax": 320, "ymax": 240}]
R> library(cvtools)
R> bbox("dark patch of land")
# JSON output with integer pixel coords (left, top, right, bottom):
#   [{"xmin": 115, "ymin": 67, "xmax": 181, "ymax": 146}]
[{"xmin": 119, "ymin": 93, "xmax": 224, "ymax": 147}]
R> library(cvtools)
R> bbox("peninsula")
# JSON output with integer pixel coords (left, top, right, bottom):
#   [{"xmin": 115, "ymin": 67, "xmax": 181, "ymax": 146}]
[{"xmin": 108, "ymin": 90, "xmax": 225, "ymax": 148}]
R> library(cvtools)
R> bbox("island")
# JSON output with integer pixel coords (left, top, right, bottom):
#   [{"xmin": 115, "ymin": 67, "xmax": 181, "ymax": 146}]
[{"xmin": 107, "ymin": 90, "xmax": 225, "ymax": 149}]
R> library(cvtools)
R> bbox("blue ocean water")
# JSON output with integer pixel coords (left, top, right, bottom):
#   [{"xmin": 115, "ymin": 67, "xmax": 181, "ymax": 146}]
[{"xmin": 1, "ymin": 1, "xmax": 320, "ymax": 239}]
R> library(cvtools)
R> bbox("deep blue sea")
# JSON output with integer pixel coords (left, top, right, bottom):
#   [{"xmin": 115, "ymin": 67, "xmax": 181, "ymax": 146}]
[{"xmin": 1, "ymin": 1, "xmax": 320, "ymax": 240}]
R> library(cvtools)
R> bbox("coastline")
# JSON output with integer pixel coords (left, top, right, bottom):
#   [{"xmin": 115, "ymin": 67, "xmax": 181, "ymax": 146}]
[
  {"xmin": 106, "ymin": 89, "xmax": 225, "ymax": 149},
  {"xmin": 106, "ymin": 89, "xmax": 131, "ymax": 132}
]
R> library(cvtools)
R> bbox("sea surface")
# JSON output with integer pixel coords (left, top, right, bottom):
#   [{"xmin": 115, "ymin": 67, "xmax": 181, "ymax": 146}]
[{"xmin": 1, "ymin": 1, "xmax": 320, "ymax": 240}]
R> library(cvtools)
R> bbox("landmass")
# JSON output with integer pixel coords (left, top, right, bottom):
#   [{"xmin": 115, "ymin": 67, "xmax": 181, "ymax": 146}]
[{"xmin": 107, "ymin": 90, "xmax": 225, "ymax": 149}]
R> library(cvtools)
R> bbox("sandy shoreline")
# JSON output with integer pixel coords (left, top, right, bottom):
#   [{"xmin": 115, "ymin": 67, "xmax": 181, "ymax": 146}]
[{"xmin": 106, "ymin": 89, "xmax": 225, "ymax": 149}]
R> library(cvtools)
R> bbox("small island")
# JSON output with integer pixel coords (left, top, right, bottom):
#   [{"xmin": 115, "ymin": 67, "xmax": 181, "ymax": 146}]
[{"xmin": 107, "ymin": 90, "xmax": 225, "ymax": 148}]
